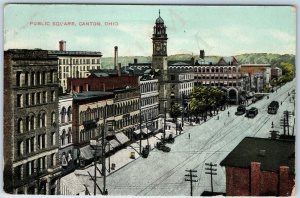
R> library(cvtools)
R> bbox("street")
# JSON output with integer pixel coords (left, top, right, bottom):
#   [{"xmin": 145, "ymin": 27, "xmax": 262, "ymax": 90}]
[{"xmin": 88, "ymin": 79, "xmax": 296, "ymax": 196}]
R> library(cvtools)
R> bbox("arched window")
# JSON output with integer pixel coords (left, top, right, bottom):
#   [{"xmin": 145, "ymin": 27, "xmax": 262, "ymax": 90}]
[
  {"xmin": 61, "ymin": 107, "xmax": 66, "ymax": 123},
  {"xmin": 68, "ymin": 127, "xmax": 72, "ymax": 144},
  {"xmin": 30, "ymin": 115, "xmax": 35, "ymax": 130},
  {"xmin": 26, "ymin": 116, "xmax": 30, "ymax": 131},
  {"xmin": 30, "ymin": 72, "xmax": 35, "ymax": 86},
  {"xmin": 67, "ymin": 106, "xmax": 72, "ymax": 122},
  {"xmin": 61, "ymin": 130, "xmax": 66, "ymax": 146}
]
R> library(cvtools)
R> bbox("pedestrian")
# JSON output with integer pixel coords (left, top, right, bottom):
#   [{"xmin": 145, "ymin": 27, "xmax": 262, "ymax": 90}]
[
  {"xmin": 281, "ymin": 101, "xmax": 283, "ymax": 105},
  {"xmin": 228, "ymin": 111, "xmax": 230, "ymax": 117},
  {"xmin": 188, "ymin": 133, "xmax": 190, "ymax": 139},
  {"xmin": 217, "ymin": 115, "xmax": 219, "ymax": 120},
  {"xmin": 168, "ymin": 125, "xmax": 171, "ymax": 130}
]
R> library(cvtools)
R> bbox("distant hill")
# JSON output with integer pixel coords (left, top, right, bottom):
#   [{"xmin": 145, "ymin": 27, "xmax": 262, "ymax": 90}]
[{"xmin": 101, "ymin": 53, "xmax": 295, "ymax": 69}]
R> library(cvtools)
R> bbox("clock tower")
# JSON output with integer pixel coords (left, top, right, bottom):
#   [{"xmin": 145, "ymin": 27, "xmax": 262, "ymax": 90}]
[
  {"xmin": 152, "ymin": 10, "xmax": 169, "ymax": 114},
  {"xmin": 152, "ymin": 10, "xmax": 168, "ymax": 71}
]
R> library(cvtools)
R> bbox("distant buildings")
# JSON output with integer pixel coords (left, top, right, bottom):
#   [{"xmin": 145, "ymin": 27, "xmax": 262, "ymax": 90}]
[
  {"xmin": 4, "ymin": 49, "xmax": 61, "ymax": 194},
  {"xmin": 220, "ymin": 137, "xmax": 295, "ymax": 196},
  {"xmin": 48, "ymin": 40, "xmax": 102, "ymax": 93}
]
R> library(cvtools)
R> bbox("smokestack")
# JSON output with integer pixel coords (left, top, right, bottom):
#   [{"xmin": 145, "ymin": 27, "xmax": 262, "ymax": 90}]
[
  {"xmin": 117, "ymin": 63, "xmax": 121, "ymax": 76},
  {"xmin": 200, "ymin": 50, "xmax": 205, "ymax": 59},
  {"xmin": 114, "ymin": 46, "xmax": 118, "ymax": 70},
  {"xmin": 59, "ymin": 40, "xmax": 66, "ymax": 51}
]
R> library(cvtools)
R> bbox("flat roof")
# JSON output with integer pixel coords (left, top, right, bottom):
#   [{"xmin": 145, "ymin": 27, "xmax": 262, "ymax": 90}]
[{"xmin": 73, "ymin": 91, "xmax": 114, "ymax": 101}]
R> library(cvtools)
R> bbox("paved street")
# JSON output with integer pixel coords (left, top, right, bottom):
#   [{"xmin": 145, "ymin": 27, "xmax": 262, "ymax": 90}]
[{"xmin": 88, "ymin": 80, "xmax": 296, "ymax": 196}]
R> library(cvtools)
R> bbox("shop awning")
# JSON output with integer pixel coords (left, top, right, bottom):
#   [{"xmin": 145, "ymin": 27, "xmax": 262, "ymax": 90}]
[
  {"xmin": 79, "ymin": 145, "xmax": 94, "ymax": 160},
  {"xmin": 109, "ymin": 139, "xmax": 120, "ymax": 149},
  {"xmin": 115, "ymin": 132, "xmax": 130, "ymax": 144},
  {"xmin": 60, "ymin": 172, "xmax": 86, "ymax": 195}
]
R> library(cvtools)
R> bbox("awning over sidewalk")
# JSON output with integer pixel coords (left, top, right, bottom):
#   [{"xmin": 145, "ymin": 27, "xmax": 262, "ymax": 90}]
[
  {"xmin": 115, "ymin": 132, "xmax": 130, "ymax": 144},
  {"xmin": 60, "ymin": 172, "xmax": 86, "ymax": 195},
  {"xmin": 109, "ymin": 139, "xmax": 121, "ymax": 149},
  {"xmin": 79, "ymin": 145, "xmax": 94, "ymax": 160}
]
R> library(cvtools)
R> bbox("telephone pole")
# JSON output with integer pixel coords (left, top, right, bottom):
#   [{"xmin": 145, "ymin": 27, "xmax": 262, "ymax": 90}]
[
  {"xmin": 185, "ymin": 169, "xmax": 198, "ymax": 196},
  {"xmin": 205, "ymin": 162, "xmax": 217, "ymax": 195}
]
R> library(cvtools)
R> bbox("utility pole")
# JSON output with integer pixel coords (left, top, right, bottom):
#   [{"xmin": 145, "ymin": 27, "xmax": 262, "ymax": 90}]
[
  {"xmin": 102, "ymin": 122, "xmax": 107, "ymax": 195},
  {"xmin": 163, "ymin": 101, "xmax": 167, "ymax": 140},
  {"xmin": 280, "ymin": 111, "xmax": 291, "ymax": 137},
  {"xmin": 185, "ymin": 169, "xmax": 198, "ymax": 196},
  {"xmin": 139, "ymin": 94, "xmax": 143, "ymax": 154},
  {"xmin": 205, "ymin": 162, "xmax": 217, "ymax": 195}
]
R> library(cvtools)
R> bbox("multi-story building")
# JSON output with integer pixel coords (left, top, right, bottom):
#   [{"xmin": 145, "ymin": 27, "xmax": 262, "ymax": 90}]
[
  {"xmin": 240, "ymin": 64, "xmax": 271, "ymax": 92},
  {"xmin": 4, "ymin": 49, "xmax": 61, "ymax": 194},
  {"xmin": 48, "ymin": 40, "xmax": 102, "ymax": 93},
  {"xmin": 58, "ymin": 94, "xmax": 74, "ymax": 171},
  {"xmin": 140, "ymin": 75, "xmax": 160, "ymax": 130},
  {"xmin": 72, "ymin": 91, "xmax": 115, "ymax": 165}
]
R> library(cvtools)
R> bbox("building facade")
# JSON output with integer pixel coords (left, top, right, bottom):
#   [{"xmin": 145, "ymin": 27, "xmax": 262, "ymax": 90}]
[
  {"xmin": 220, "ymin": 137, "xmax": 295, "ymax": 196},
  {"xmin": 58, "ymin": 94, "xmax": 74, "ymax": 171},
  {"xmin": 4, "ymin": 49, "xmax": 61, "ymax": 194},
  {"xmin": 48, "ymin": 40, "xmax": 102, "ymax": 93}
]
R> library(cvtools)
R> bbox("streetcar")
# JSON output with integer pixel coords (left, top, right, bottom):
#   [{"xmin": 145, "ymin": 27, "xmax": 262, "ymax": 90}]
[
  {"xmin": 268, "ymin": 101, "xmax": 279, "ymax": 114},
  {"xmin": 245, "ymin": 107, "xmax": 258, "ymax": 118}
]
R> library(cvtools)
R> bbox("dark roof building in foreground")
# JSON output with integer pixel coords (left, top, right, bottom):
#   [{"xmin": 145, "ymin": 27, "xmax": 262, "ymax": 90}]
[{"xmin": 220, "ymin": 137, "xmax": 295, "ymax": 196}]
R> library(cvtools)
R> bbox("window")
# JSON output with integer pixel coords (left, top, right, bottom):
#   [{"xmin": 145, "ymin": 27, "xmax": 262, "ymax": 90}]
[
  {"xmin": 30, "ymin": 115, "xmax": 35, "ymax": 130},
  {"xmin": 31, "ymin": 93, "xmax": 35, "ymax": 105},
  {"xmin": 31, "ymin": 72, "xmax": 35, "ymax": 86},
  {"xmin": 61, "ymin": 107, "xmax": 66, "ymax": 123},
  {"xmin": 36, "ymin": 72, "xmax": 40, "ymax": 85},
  {"xmin": 51, "ymin": 91, "xmax": 55, "ymax": 102},
  {"xmin": 25, "ymin": 72, "xmax": 29, "ymax": 86},
  {"xmin": 17, "ymin": 119, "xmax": 23, "ymax": 133},
  {"xmin": 26, "ymin": 161, "xmax": 34, "ymax": 176},
  {"xmin": 38, "ymin": 134, "xmax": 45, "ymax": 149},
  {"xmin": 36, "ymin": 92, "xmax": 40, "ymax": 104},
  {"xmin": 15, "ymin": 165, "xmax": 23, "ymax": 180},
  {"xmin": 26, "ymin": 137, "xmax": 35, "ymax": 154},
  {"xmin": 51, "ymin": 132, "xmax": 56, "ymax": 146},
  {"xmin": 42, "ymin": 72, "xmax": 46, "ymax": 84},
  {"xmin": 17, "ymin": 94, "xmax": 23, "ymax": 108},
  {"xmin": 17, "ymin": 140, "xmax": 23, "ymax": 156},
  {"xmin": 170, "ymin": 75, "xmax": 175, "ymax": 81},
  {"xmin": 68, "ymin": 127, "xmax": 72, "ymax": 143},
  {"xmin": 61, "ymin": 130, "xmax": 66, "ymax": 146},
  {"xmin": 67, "ymin": 106, "xmax": 72, "ymax": 122},
  {"xmin": 51, "ymin": 112, "xmax": 56, "ymax": 126},
  {"xmin": 16, "ymin": 71, "xmax": 22, "ymax": 87},
  {"xmin": 42, "ymin": 91, "xmax": 47, "ymax": 103},
  {"xmin": 50, "ymin": 153, "xmax": 56, "ymax": 167}
]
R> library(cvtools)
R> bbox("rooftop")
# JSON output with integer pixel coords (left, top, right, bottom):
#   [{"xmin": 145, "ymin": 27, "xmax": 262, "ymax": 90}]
[
  {"xmin": 48, "ymin": 50, "xmax": 102, "ymax": 56},
  {"xmin": 220, "ymin": 137, "xmax": 295, "ymax": 173},
  {"xmin": 73, "ymin": 91, "xmax": 114, "ymax": 101}
]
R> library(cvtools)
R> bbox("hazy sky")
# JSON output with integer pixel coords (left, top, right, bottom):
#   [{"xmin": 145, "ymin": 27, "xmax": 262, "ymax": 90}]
[{"xmin": 4, "ymin": 4, "xmax": 296, "ymax": 57}]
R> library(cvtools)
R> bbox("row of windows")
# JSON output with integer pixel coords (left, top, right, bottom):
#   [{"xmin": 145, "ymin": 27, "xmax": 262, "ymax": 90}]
[
  {"xmin": 140, "ymin": 82, "xmax": 159, "ymax": 94},
  {"xmin": 16, "ymin": 112, "xmax": 56, "ymax": 133},
  {"xmin": 179, "ymin": 82, "xmax": 193, "ymax": 90},
  {"xmin": 179, "ymin": 89, "xmax": 192, "ymax": 97},
  {"xmin": 61, "ymin": 65, "xmax": 101, "ymax": 73},
  {"xmin": 115, "ymin": 114, "xmax": 139, "ymax": 131},
  {"xmin": 195, "ymin": 75, "xmax": 240, "ymax": 80},
  {"xmin": 80, "ymin": 105, "xmax": 114, "ymax": 124},
  {"xmin": 16, "ymin": 70, "xmax": 56, "ymax": 87},
  {"xmin": 14, "ymin": 154, "xmax": 56, "ymax": 181},
  {"xmin": 16, "ymin": 133, "xmax": 56, "ymax": 157},
  {"xmin": 59, "ymin": 58, "xmax": 100, "ymax": 65},
  {"xmin": 142, "ymin": 108, "xmax": 159, "ymax": 121},
  {"xmin": 201, "ymin": 82, "xmax": 241, "ymax": 87},
  {"xmin": 194, "ymin": 67, "xmax": 239, "ymax": 73},
  {"xmin": 16, "ymin": 91, "xmax": 56, "ymax": 108},
  {"xmin": 141, "ymin": 96, "xmax": 159, "ymax": 107},
  {"xmin": 115, "ymin": 91, "xmax": 139, "ymax": 101},
  {"xmin": 80, "ymin": 128, "xmax": 97, "ymax": 142},
  {"xmin": 60, "ymin": 106, "xmax": 72, "ymax": 124}
]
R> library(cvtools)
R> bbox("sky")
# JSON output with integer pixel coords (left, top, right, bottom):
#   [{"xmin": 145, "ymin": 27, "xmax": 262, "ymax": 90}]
[{"xmin": 4, "ymin": 4, "xmax": 296, "ymax": 57}]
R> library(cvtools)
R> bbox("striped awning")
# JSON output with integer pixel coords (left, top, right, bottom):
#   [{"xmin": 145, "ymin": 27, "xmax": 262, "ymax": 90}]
[
  {"xmin": 79, "ymin": 145, "xmax": 94, "ymax": 160},
  {"xmin": 115, "ymin": 132, "xmax": 130, "ymax": 144}
]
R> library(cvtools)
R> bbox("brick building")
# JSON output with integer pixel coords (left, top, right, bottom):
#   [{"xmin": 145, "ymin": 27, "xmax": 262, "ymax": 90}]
[
  {"xmin": 67, "ymin": 75, "xmax": 138, "ymax": 93},
  {"xmin": 4, "ymin": 49, "xmax": 61, "ymax": 194},
  {"xmin": 220, "ymin": 137, "xmax": 295, "ymax": 196},
  {"xmin": 48, "ymin": 40, "xmax": 102, "ymax": 93}
]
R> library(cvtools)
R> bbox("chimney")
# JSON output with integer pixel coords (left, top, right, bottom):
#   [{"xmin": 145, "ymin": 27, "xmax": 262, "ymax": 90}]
[
  {"xmin": 250, "ymin": 162, "xmax": 261, "ymax": 196},
  {"xmin": 59, "ymin": 40, "xmax": 66, "ymax": 51},
  {"xmin": 117, "ymin": 63, "xmax": 121, "ymax": 76},
  {"xmin": 200, "ymin": 50, "xmax": 205, "ymax": 59},
  {"xmin": 134, "ymin": 58, "xmax": 138, "ymax": 64},
  {"xmin": 114, "ymin": 46, "xmax": 118, "ymax": 70},
  {"xmin": 279, "ymin": 166, "xmax": 290, "ymax": 196}
]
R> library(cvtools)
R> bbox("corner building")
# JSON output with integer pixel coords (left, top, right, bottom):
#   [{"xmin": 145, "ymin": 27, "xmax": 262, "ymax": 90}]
[{"xmin": 4, "ymin": 49, "xmax": 61, "ymax": 194}]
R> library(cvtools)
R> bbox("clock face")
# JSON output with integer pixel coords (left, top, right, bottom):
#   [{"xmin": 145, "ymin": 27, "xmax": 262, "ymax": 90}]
[{"xmin": 155, "ymin": 44, "xmax": 161, "ymax": 52}]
